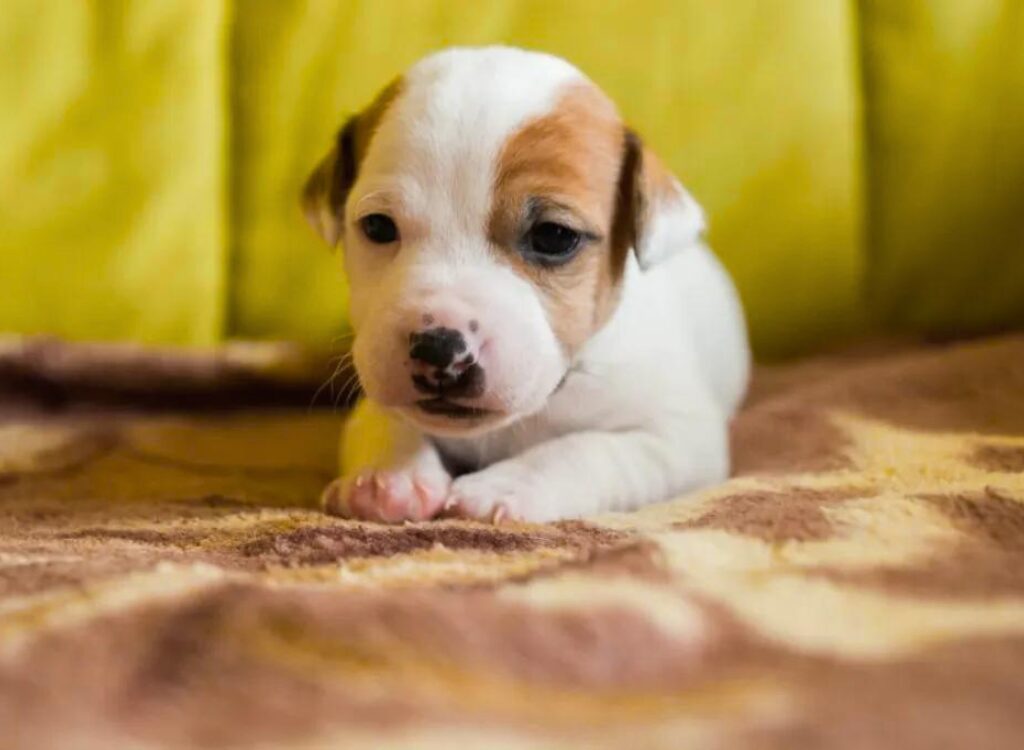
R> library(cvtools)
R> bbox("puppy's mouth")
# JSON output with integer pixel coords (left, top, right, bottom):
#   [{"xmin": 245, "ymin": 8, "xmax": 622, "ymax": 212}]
[
  {"xmin": 411, "ymin": 363, "xmax": 573, "ymax": 428},
  {"xmin": 414, "ymin": 397, "xmax": 495, "ymax": 420},
  {"xmin": 415, "ymin": 395, "xmax": 495, "ymax": 418}
]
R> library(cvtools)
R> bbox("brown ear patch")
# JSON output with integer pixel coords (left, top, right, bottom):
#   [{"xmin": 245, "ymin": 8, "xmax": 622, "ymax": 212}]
[
  {"xmin": 640, "ymin": 137, "xmax": 684, "ymax": 214},
  {"xmin": 301, "ymin": 78, "xmax": 404, "ymax": 245},
  {"xmin": 621, "ymin": 130, "xmax": 686, "ymax": 248},
  {"xmin": 347, "ymin": 77, "xmax": 404, "ymax": 172},
  {"xmin": 610, "ymin": 130, "xmax": 643, "ymax": 272},
  {"xmin": 489, "ymin": 83, "xmax": 633, "ymax": 355}
]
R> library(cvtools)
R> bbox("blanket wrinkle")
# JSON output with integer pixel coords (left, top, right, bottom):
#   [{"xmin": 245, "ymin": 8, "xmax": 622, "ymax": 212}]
[{"xmin": 1, "ymin": 335, "xmax": 1023, "ymax": 749}]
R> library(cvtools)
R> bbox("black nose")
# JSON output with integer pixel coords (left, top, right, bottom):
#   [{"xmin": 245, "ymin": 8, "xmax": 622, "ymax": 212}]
[
  {"xmin": 408, "ymin": 327, "xmax": 466, "ymax": 369},
  {"xmin": 409, "ymin": 326, "xmax": 485, "ymax": 399}
]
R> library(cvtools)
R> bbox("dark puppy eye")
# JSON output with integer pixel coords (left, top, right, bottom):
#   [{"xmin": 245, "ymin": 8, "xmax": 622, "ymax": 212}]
[
  {"xmin": 525, "ymin": 222, "xmax": 581, "ymax": 261},
  {"xmin": 360, "ymin": 213, "xmax": 399, "ymax": 244}
]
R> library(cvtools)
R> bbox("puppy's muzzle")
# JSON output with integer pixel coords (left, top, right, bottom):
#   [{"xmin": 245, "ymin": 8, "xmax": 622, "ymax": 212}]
[{"xmin": 408, "ymin": 326, "xmax": 485, "ymax": 399}]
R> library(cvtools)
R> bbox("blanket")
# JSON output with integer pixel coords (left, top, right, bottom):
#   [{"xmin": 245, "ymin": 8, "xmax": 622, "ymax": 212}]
[{"xmin": 1, "ymin": 335, "xmax": 1023, "ymax": 749}]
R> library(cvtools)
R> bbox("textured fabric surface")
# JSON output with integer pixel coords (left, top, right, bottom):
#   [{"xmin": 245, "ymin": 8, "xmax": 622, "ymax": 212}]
[{"xmin": 2, "ymin": 335, "xmax": 1023, "ymax": 748}]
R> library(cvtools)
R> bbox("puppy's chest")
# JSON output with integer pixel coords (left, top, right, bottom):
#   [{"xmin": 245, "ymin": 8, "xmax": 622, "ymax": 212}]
[
  {"xmin": 430, "ymin": 370, "xmax": 637, "ymax": 473},
  {"xmin": 431, "ymin": 409, "xmax": 572, "ymax": 475}
]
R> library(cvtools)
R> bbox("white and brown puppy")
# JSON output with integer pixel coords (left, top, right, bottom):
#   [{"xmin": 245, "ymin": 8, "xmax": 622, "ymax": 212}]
[{"xmin": 303, "ymin": 46, "xmax": 749, "ymax": 524}]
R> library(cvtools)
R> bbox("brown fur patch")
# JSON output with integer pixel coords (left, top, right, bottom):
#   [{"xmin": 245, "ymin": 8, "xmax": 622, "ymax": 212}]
[
  {"xmin": 347, "ymin": 78, "xmax": 403, "ymax": 174},
  {"xmin": 970, "ymin": 443, "xmax": 1024, "ymax": 473},
  {"xmin": 731, "ymin": 402, "xmax": 854, "ymax": 475},
  {"xmin": 56, "ymin": 528, "xmax": 185, "ymax": 544},
  {"xmin": 240, "ymin": 519, "xmax": 629, "ymax": 567},
  {"xmin": 810, "ymin": 488, "xmax": 1024, "ymax": 597},
  {"xmin": 676, "ymin": 486, "xmax": 874, "ymax": 542},
  {"xmin": 632, "ymin": 131, "xmax": 685, "ymax": 240},
  {"xmin": 772, "ymin": 335, "xmax": 1024, "ymax": 436},
  {"xmin": 488, "ymin": 83, "xmax": 631, "ymax": 354},
  {"xmin": 302, "ymin": 78, "xmax": 404, "ymax": 243},
  {"xmin": 920, "ymin": 488, "xmax": 1024, "ymax": 548}
]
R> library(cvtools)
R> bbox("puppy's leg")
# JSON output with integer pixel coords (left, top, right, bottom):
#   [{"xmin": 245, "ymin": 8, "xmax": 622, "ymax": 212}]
[
  {"xmin": 448, "ymin": 418, "xmax": 728, "ymax": 523},
  {"xmin": 322, "ymin": 399, "xmax": 451, "ymax": 523}
]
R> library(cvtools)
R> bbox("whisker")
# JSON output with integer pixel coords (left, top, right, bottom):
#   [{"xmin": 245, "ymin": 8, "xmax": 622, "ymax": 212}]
[
  {"xmin": 310, "ymin": 367, "xmax": 341, "ymax": 411},
  {"xmin": 333, "ymin": 368, "xmax": 362, "ymax": 410},
  {"xmin": 309, "ymin": 349, "xmax": 354, "ymax": 411}
]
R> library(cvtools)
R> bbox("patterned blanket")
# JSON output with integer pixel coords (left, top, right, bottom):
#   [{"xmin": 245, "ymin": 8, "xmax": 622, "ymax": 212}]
[{"xmin": 1, "ymin": 335, "xmax": 1022, "ymax": 749}]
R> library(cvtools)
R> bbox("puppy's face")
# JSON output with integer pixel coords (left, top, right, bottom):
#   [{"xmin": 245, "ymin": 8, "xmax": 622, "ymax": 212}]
[{"xmin": 303, "ymin": 48, "xmax": 703, "ymax": 437}]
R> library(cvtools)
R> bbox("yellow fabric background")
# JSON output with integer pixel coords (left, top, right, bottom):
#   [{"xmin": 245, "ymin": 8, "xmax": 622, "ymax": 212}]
[
  {"xmin": 860, "ymin": 0, "xmax": 1024, "ymax": 335},
  {"xmin": 0, "ymin": 0, "xmax": 227, "ymax": 344},
  {"xmin": 231, "ymin": 0, "xmax": 864, "ymax": 357},
  {"xmin": 1, "ymin": 1, "xmax": 1021, "ymax": 357}
]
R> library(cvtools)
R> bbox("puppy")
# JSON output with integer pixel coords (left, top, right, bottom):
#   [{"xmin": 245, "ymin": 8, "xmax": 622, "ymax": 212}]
[{"xmin": 302, "ymin": 47, "xmax": 750, "ymax": 524}]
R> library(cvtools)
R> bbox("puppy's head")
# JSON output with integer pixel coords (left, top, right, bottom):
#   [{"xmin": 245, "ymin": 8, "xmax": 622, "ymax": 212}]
[{"xmin": 303, "ymin": 47, "xmax": 704, "ymax": 437}]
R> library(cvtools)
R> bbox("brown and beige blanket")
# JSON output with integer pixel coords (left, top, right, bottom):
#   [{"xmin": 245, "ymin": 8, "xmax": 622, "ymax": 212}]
[{"xmin": 1, "ymin": 335, "xmax": 1023, "ymax": 749}]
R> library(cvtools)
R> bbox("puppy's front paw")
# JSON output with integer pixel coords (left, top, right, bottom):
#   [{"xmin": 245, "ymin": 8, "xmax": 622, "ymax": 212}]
[
  {"xmin": 322, "ymin": 466, "xmax": 450, "ymax": 523},
  {"xmin": 448, "ymin": 467, "xmax": 549, "ymax": 524}
]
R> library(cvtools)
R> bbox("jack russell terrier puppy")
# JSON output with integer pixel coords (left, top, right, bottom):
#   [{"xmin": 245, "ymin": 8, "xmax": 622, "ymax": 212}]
[{"xmin": 303, "ymin": 46, "xmax": 750, "ymax": 524}]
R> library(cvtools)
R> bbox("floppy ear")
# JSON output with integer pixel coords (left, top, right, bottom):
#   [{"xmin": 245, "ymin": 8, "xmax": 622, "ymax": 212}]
[
  {"xmin": 620, "ymin": 129, "xmax": 706, "ymax": 269},
  {"xmin": 301, "ymin": 116, "xmax": 358, "ymax": 248}
]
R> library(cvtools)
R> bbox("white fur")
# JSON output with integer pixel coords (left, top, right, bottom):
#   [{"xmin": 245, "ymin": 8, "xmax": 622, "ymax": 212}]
[
  {"xmin": 320, "ymin": 47, "xmax": 750, "ymax": 523},
  {"xmin": 438, "ymin": 246, "xmax": 749, "ymax": 521},
  {"xmin": 345, "ymin": 48, "xmax": 583, "ymax": 431},
  {"xmin": 634, "ymin": 177, "xmax": 707, "ymax": 269}
]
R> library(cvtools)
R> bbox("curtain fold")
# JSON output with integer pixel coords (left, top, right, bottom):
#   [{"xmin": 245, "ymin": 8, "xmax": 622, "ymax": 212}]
[{"xmin": 0, "ymin": 0, "xmax": 229, "ymax": 345}]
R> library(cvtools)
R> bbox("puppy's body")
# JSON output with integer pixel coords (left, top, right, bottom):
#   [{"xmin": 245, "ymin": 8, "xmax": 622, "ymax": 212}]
[
  {"xmin": 435, "ymin": 246, "xmax": 747, "ymax": 521},
  {"xmin": 304, "ymin": 47, "xmax": 750, "ymax": 523}
]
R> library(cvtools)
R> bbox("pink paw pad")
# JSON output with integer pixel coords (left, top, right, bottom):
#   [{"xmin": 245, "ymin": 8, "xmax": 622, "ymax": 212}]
[{"xmin": 322, "ymin": 470, "xmax": 449, "ymax": 523}]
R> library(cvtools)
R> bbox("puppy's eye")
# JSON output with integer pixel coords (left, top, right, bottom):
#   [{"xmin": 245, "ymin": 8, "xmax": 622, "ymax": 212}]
[
  {"xmin": 525, "ymin": 222, "xmax": 581, "ymax": 261},
  {"xmin": 360, "ymin": 213, "xmax": 399, "ymax": 244}
]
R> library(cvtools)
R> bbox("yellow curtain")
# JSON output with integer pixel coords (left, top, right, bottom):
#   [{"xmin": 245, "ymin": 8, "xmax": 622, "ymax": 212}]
[
  {"xmin": 860, "ymin": 0, "xmax": 1024, "ymax": 335},
  {"xmin": 231, "ymin": 0, "xmax": 864, "ymax": 357},
  {"xmin": 0, "ymin": 0, "xmax": 227, "ymax": 344},
  {"xmin": 2, "ymin": 1, "xmax": 1021, "ymax": 358}
]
